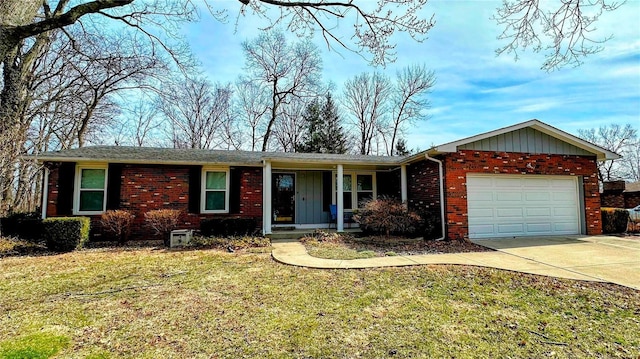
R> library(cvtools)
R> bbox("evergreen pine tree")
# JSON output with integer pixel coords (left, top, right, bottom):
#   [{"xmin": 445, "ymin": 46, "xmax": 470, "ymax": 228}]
[
  {"xmin": 320, "ymin": 93, "xmax": 348, "ymax": 154},
  {"xmin": 296, "ymin": 99, "xmax": 322, "ymax": 153},
  {"xmin": 297, "ymin": 93, "xmax": 349, "ymax": 154}
]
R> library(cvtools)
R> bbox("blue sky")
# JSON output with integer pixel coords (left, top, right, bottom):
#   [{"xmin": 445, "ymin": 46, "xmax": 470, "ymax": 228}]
[{"xmin": 182, "ymin": 0, "xmax": 640, "ymax": 151}]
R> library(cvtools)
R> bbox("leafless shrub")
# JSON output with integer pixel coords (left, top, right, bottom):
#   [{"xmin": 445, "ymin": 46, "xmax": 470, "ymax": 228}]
[
  {"xmin": 100, "ymin": 210, "xmax": 135, "ymax": 244},
  {"xmin": 353, "ymin": 196, "xmax": 421, "ymax": 237},
  {"xmin": 144, "ymin": 209, "xmax": 181, "ymax": 236}
]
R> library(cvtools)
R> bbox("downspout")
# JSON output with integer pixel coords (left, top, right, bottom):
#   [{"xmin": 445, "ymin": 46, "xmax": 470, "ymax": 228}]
[
  {"xmin": 41, "ymin": 167, "xmax": 49, "ymax": 219},
  {"xmin": 424, "ymin": 153, "xmax": 446, "ymax": 240}
]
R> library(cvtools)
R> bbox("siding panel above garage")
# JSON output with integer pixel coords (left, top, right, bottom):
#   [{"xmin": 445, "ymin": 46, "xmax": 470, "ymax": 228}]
[{"xmin": 459, "ymin": 128, "xmax": 593, "ymax": 156}]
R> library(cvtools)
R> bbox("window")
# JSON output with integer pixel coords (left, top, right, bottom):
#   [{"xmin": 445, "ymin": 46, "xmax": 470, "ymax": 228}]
[
  {"xmin": 334, "ymin": 172, "xmax": 376, "ymax": 211},
  {"xmin": 74, "ymin": 165, "xmax": 107, "ymax": 214},
  {"xmin": 201, "ymin": 169, "xmax": 229, "ymax": 213},
  {"xmin": 356, "ymin": 174, "xmax": 374, "ymax": 206}
]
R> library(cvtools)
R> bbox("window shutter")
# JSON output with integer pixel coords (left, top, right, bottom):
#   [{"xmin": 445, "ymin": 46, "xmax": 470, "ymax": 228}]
[
  {"xmin": 56, "ymin": 162, "xmax": 76, "ymax": 215},
  {"xmin": 229, "ymin": 168, "xmax": 241, "ymax": 214},
  {"xmin": 106, "ymin": 164, "xmax": 123, "ymax": 210},
  {"xmin": 322, "ymin": 171, "xmax": 332, "ymax": 212},
  {"xmin": 188, "ymin": 166, "xmax": 202, "ymax": 213}
]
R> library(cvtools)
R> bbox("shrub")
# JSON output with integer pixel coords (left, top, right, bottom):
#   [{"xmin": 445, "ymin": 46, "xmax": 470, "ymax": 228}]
[
  {"xmin": 417, "ymin": 210, "xmax": 442, "ymax": 240},
  {"xmin": 0, "ymin": 212, "xmax": 44, "ymax": 242},
  {"xmin": 601, "ymin": 207, "xmax": 630, "ymax": 234},
  {"xmin": 200, "ymin": 217, "xmax": 258, "ymax": 237},
  {"xmin": 190, "ymin": 235, "xmax": 270, "ymax": 250},
  {"xmin": 353, "ymin": 196, "xmax": 421, "ymax": 237},
  {"xmin": 43, "ymin": 217, "xmax": 90, "ymax": 252},
  {"xmin": 100, "ymin": 210, "xmax": 135, "ymax": 244},
  {"xmin": 144, "ymin": 209, "xmax": 181, "ymax": 245}
]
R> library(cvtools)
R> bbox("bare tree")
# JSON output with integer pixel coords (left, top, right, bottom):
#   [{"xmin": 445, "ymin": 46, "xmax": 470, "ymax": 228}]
[
  {"xmin": 235, "ymin": 79, "xmax": 269, "ymax": 151},
  {"xmin": 578, "ymin": 124, "xmax": 638, "ymax": 182},
  {"xmin": 343, "ymin": 72, "xmax": 391, "ymax": 155},
  {"xmin": 494, "ymin": 0, "xmax": 623, "ymax": 71},
  {"xmin": 272, "ymin": 99, "xmax": 307, "ymax": 152},
  {"xmin": 385, "ymin": 64, "xmax": 435, "ymax": 155},
  {"xmin": 242, "ymin": 30, "xmax": 321, "ymax": 151},
  {"xmin": 623, "ymin": 139, "xmax": 640, "ymax": 182},
  {"xmin": 107, "ymin": 98, "xmax": 162, "ymax": 146},
  {"xmin": 159, "ymin": 76, "xmax": 234, "ymax": 149}
]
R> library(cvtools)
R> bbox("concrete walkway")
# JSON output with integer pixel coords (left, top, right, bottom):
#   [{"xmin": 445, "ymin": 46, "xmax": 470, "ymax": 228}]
[{"xmin": 271, "ymin": 235, "xmax": 639, "ymax": 290}]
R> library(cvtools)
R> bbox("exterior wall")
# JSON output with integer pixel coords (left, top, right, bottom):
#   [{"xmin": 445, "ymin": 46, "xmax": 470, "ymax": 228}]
[
  {"xmin": 601, "ymin": 181, "xmax": 626, "ymax": 208},
  {"xmin": 45, "ymin": 163, "xmax": 263, "ymax": 241},
  {"xmin": 601, "ymin": 181, "xmax": 640, "ymax": 209},
  {"xmin": 443, "ymin": 150, "xmax": 601, "ymax": 240},
  {"xmin": 459, "ymin": 127, "xmax": 593, "ymax": 156},
  {"xmin": 407, "ymin": 159, "xmax": 443, "ymax": 238}
]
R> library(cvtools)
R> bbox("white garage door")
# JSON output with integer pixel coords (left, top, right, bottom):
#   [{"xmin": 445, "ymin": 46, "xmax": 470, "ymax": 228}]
[{"xmin": 467, "ymin": 174, "xmax": 581, "ymax": 239}]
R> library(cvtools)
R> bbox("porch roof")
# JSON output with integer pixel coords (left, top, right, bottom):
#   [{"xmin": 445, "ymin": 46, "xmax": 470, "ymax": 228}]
[{"xmin": 34, "ymin": 146, "xmax": 404, "ymax": 168}]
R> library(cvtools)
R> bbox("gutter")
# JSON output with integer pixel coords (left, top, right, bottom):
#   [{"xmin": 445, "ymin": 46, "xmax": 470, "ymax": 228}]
[{"xmin": 425, "ymin": 152, "xmax": 446, "ymax": 240}]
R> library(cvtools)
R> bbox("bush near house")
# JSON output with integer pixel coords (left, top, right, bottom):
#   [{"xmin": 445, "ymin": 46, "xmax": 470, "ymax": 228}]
[
  {"xmin": 0, "ymin": 212, "xmax": 43, "ymax": 242},
  {"xmin": 200, "ymin": 217, "xmax": 258, "ymax": 237},
  {"xmin": 144, "ymin": 209, "xmax": 182, "ymax": 246},
  {"xmin": 601, "ymin": 207, "xmax": 630, "ymax": 234},
  {"xmin": 354, "ymin": 196, "xmax": 421, "ymax": 237},
  {"xmin": 43, "ymin": 217, "xmax": 90, "ymax": 252},
  {"xmin": 100, "ymin": 210, "xmax": 135, "ymax": 244}
]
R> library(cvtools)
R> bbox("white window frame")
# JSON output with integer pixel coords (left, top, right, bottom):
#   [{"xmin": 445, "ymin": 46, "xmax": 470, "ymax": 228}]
[
  {"xmin": 201, "ymin": 167, "xmax": 230, "ymax": 214},
  {"xmin": 73, "ymin": 164, "xmax": 108, "ymax": 215},
  {"xmin": 332, "ymin": 171, "xmax": 377, "ymax": 211}
]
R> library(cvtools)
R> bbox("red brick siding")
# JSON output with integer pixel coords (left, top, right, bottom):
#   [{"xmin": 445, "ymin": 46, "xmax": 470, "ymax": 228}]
[
  {"xmin": 443, "ymin": 150, "xmax": 601, "ymax": 240},
  {"xmin": 407, "ymin": 159, "xmax": 442, "ymax": 221},
  {"xmin": 407, "ymin": 159, "xmax": 443, "ymax": 238},
  {"xmin": 45, "ymin": 163, "xmax": 263, "ymax": 240},
  {"xmin": 601, "ymin": 181, "xmax": 640, "ymax": 209},
  {"xmin": 625, "ymin": 192, "xmax": 640, "ymax": 208}
]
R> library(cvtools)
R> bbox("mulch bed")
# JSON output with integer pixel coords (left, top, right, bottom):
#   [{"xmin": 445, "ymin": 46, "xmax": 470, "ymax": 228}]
[{"xmin": 338, "ymin": 235, "xmax": 491, "ymax": 256}]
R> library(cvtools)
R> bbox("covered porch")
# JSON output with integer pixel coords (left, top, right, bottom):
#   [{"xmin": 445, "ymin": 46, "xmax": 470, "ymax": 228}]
[{"xmin": 261, "ymin": 155, "xmax": 408, "ymax": 235}]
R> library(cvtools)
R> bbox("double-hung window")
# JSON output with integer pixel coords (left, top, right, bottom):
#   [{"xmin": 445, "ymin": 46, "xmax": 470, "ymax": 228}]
[
  {"xmin": 335, "ymin": 172, "xmax": 376, "ymax": 211},
  {"xmin": 75, "ymin": 165, "xmax": 107, "ymax": 214},
  {"xmin": 201, "ymin": 168, "xmax": 229, "ymax": 213}
]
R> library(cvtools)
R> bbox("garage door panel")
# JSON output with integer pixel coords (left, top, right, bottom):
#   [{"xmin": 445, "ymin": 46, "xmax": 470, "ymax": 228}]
[
  {"xmin": 495, "ymin": 178, "xmax": 522, "ymax": 187},
  {"xmin": 554, "ymin": 207, "xmax": 576, "ymax": 216},
  {"xmin": 525, "ymin": 207, "xmax": 551, "ymax": 216},
  {"xmin": 468, "ymin": 208, "xmax": 493, "ymax": 218},
  {"xmin": 526, "ymin": 223, "xmax": 553, "ymax": 233},
  {"xmin": 551, "ymin": 178, "xmax": 576, "ymax": 188},
  {"xmin": 525, "ymin": 192, "xmax": 550, "ymax": 201},
  {"xmin": 526, "ymin": 178, "xmax": 551, "ymax": 187},
  {"xmin": 496, "ymin": 208, "xmax": 523, "ymax": 218},
  {"xmin": 553, "ymin": 192, "xmax": 576, "ymax": 201},
  {"xmin": 469, "ymin": 192, "xmax": 494, "ymax": 201},
  {"xmin": 496, "ymin": 223, "xmax": 524, "ymax": 234},
  {"xmin": 496, "ymin": 192, "xmax": 522, "ymax": 201},
  {"xmin": 467, "ymin": 174, "xmax": 580, "ymax": 239}
]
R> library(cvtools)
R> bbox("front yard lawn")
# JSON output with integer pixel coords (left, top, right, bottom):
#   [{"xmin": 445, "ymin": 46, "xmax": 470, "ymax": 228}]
[
  {"xmin": 1, "ymin": 247, "xmax": 638, "ymax": 358},
  {"xmin": 300, "ymin": 231, "xmax": 490, "ymax": 260}
]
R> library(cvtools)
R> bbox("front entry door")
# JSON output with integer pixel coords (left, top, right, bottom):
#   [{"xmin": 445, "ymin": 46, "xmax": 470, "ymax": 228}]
[{"xmin": 273, "ymin": 173, "xmax": 295, "ymax": 224}]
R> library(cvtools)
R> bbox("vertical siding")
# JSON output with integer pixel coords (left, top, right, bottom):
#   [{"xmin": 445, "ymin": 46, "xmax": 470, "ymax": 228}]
[
  {"xmin": 296, "ymin": 171, "xmax": 324, "ymax": 224},
  {"xmin": 459, "ymin": 128, "xmax": 592, "ymax": 155}
]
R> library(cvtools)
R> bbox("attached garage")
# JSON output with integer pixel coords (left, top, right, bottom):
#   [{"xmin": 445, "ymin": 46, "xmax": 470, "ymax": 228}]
[{"xmin": 467, "ymin": 174, "xmax": 582, "ymax": 239}]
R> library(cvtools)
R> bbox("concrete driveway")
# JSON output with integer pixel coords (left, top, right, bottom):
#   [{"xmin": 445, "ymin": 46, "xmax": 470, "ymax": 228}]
[{"xmin": 472, "ymin": 235, "xmax": 640, "ymax": 290}]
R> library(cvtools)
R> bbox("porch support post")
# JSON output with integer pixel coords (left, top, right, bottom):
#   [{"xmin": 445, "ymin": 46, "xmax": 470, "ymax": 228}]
[
  {"xmin": 400, "ymin": 164, "xmax": 408, "ymax": 208},
  {"xmin": 337, "ymin": 164, "xmax": 344, "ymax": 232},
  {"xmin": 263, "ymin": 160, "xmax": 272, "ymax": 235}
]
